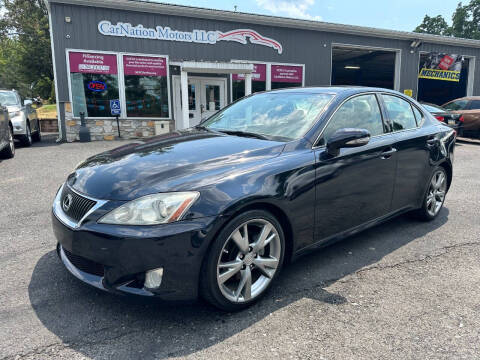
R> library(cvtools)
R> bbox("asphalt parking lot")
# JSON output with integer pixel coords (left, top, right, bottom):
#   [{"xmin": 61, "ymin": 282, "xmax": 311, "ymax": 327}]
[{"xmin": 0, "ymin": 136, "xmax": 479, "ymax": 360}]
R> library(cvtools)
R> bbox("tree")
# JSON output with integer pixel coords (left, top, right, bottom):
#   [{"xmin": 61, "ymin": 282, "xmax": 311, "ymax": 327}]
[
  {"xmin": 414, "ymin": 15, "xmax": 450, "ymax": 36},
  {"xmin": 0, "ymin": 0, "xmax": 54, "ymax": 100},
  {"xmin": 414, "ymin": 0, "xmax": 480, "ymax": 40}
]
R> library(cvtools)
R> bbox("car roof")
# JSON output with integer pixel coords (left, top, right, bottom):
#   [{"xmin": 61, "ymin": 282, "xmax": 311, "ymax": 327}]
[
  {"xmin": 444, "ymin": 96, "xmax": 480, "ymax": 103},
  {"xmin": 268, "ymin": 86, "xmax": 402, "ymax": 96}
]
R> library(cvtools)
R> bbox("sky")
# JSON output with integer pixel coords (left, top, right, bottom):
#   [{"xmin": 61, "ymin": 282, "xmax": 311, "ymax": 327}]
[{"xmin": 150, "ymin": 0, "xmax": 461, "ymax": 32}]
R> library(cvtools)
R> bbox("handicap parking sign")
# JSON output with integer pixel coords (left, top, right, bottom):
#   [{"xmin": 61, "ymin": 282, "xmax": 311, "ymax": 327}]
[{"xmin": 110, "ymin": 99, "xmax": 121, "ymax": 116}]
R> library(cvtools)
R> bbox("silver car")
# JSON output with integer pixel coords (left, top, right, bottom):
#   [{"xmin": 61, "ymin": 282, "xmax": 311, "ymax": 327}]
[{"xmin": 0, "ymin": 89, "xmax": 41, "ymax": 146}]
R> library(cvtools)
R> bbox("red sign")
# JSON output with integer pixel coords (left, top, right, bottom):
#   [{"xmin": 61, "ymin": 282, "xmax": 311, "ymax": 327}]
[
  {"xmin": 271, "ymin": 65, "xmax": 303, "ymax": 83},
  {"xmin": 232, "ymin": 64, "xmax": 267, "ymax": 82},
  {"xmin": 69, "ymin": 52, "xmax": 118, "ymax": 75},
  {"xmin": 87, "ymin": 81, "xmax": 107, "ymax": 92},
  {"xmin": 123, "ymin": 55, "xmax": 167, "ymax": 77},
  {"xmin": 439, "ymin": 55, "xmax": 455, "ymax": 70}
]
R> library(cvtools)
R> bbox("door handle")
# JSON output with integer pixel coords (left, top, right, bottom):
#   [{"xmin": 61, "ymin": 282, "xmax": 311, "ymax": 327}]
[{"xmin": 380, "ymin": 147, "xmax": 397, "ymax": 159}]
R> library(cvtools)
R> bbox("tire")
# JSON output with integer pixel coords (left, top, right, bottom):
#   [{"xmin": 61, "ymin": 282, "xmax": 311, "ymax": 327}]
[
  {"xmin": 412, "ymin": 167, "xmax": 448, "ymax": 221},
  {"xmin": 200, "ymin": 209, "xmax": 285, "ymax": 311},
  {"xmin": 32, "ymin": 121, "xmax": 41, "ymax": 142},
  {"xmin": 0, "ymin": 125, "xmax": 15, "ymax": 159},
  {"xmin": 21, "ymin": 123, "xmax": 32, "ymax": 147}
]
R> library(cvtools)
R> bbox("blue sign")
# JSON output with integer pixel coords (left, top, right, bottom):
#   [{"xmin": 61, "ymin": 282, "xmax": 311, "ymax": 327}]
[{"xmin": 110, "ymin": 99, "xmax": 121, "ymax": 116}]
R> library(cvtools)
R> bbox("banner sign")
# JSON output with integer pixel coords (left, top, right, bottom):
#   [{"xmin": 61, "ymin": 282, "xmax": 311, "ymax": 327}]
[
  {"xmin": 123, "ymin": 55, "xmax": 167, "ymax": 77},
  {"xmin": 232, "ymin": 64, "xmax": 267, "ymax": 81},
  {"xmin": 69, "ymin": 52, "xmax": 118, "ymax": 75},
  {"xmin": 98, "ymin": 21, "xmax": 283, "ymax": 54},
  {"xmin": 271, "ymin": 65, "xmax": 303, "ymax": 83},
  {"xmin": 418, "ymin": 53, "xmax": 463, "ymax": 82}
]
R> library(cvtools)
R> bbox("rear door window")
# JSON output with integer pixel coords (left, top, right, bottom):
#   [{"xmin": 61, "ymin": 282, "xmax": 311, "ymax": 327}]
[
  {"xmin": 412, "ymin": 106, "xmax": 423, "ymax": 126},
  {"xmin": 382, "ymin": 95, "xmax": 417, "ymax": 131},
  {"xmin": 468, "ymin": 100, "xmax": 480, "ymax": 110}
]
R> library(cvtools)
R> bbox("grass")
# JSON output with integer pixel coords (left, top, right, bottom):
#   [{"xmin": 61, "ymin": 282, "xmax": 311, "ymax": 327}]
[{"xmin": 36, "ymin": 104, "xmax": 57, "ymax": 119}]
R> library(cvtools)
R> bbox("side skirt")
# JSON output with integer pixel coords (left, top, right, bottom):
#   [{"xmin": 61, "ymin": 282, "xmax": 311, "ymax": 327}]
[{"xmin": 293, "ymin": 206, "xmax": 414, "ymax": 260}]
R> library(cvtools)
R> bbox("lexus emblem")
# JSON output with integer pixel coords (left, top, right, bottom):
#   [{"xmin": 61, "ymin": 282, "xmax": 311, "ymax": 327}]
[{"xmin": 62, "ymin": 194, "xmax": 73, "ymax": 212}]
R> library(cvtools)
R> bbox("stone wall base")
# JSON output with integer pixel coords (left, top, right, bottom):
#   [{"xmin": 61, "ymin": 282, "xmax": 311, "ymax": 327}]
[
  {"xmin": 65, "ymin": 119, "xmax": 173, "ymax": 142},
  {"xmin": 39, "ymin": 118, "xmax": 59, "ymax": 133}
]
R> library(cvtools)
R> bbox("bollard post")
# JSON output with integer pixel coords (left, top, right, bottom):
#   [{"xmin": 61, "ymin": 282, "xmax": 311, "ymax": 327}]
[
  {"xmin": 115, "ymin": 115, "xmax": 121, "ymax": 138},
  {"xmin": 78, "ymin": 112, "xmax": 91, "ymax": 142}
]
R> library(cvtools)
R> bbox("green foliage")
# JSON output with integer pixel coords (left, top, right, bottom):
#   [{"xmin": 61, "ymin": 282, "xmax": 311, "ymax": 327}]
[
  {"xmin": 414, "ymin": 15, "xmax": 450, "ymax": 35},
  {"xmin": 0, "ymin": 0, "xmax": 54, "ymax": 100},
  {"xmin": 414, "ymin": 0, "xmax": 480, "ymax": 40}
]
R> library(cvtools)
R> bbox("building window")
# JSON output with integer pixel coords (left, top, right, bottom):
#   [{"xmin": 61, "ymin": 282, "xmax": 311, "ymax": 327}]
[
  {"xmin": 232, "ymin": 63, "xmax": 267, "ymax": 101},
  {"xmin": 69, "ymin": 51, "xmax": 119, "ymax": 118},
  {"xmin": 123, "ymin": 55, "xmax": 169, "ymax": 118},
  {"xmin": 271, "ymin": 64, "xmax": 303, "ymax": 89}
]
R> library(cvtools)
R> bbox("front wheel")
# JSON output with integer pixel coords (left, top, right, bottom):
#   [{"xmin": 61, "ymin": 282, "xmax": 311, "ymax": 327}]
[
  {"xmin": 0, "ymin": 125, "xmax": 15, "ymax": 159},
  {"xmin": 413, "ymin": 167, "xmax": 448, "ymax": 221},
  {"xmin": 201, "ymin": 210, "xmax": 285, "ymax": 311}
]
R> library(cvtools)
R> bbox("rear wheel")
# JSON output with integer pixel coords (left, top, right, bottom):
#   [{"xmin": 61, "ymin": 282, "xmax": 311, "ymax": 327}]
[
  {"xmin": 0, "ymin": 125, "xmax": 15, "ymax": 159},
  {"xmin": 32, "ymin": 121, "xmax": 41, "ymax": 142},
  {"xmin": 413, "ymin": 167, "xmax": 447, "ymax": 221},
  {"xmin": 201, "ymin": 210, "xmax": 285, "ymax": 311},
  {"xmin": 21, "ymin": 123, "xmax": 32, "ymax": 147}
]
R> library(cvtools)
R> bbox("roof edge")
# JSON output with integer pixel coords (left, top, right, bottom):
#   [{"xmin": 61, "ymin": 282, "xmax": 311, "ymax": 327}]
[{"xmin": 47, "ymin": 0, "xmax": 480, "ymax": 49}]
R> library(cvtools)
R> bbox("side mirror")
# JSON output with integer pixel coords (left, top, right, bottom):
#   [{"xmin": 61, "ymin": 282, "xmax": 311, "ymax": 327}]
[
  {"xmin": 326, "ymin": 128, "xmax": 371, "ymax": 157},
  {"xmin": 24, "ymin": 99, "xmax": 33, "ymax": 106}
]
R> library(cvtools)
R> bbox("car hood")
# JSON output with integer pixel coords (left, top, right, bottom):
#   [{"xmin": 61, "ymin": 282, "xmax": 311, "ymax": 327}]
[
  {"xmin": 6, "ymin": 105, "xmax": 21, "ymax": 113},
  {"xmin": 68, "ymin": 129, "xmax": 286, "ymax": 201}
]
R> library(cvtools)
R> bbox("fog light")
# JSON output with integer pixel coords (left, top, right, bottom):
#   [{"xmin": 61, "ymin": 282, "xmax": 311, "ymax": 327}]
[{"xmin": 144, "ymin": 267, "xmax": 163, "ymax": 289}]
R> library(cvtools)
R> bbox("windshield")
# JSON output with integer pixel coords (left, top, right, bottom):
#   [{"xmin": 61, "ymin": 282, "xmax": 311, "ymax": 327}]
[
  {"xmin": 422, "ymin": 104, "xmax": 445, "ymax": 112},
  {"xmin": 202, "ymin": 92, "xmax": 334, "ymax": 141},
  {"xmin": 0, "ymin": 91, "xmax": 19, "ymax": 106}
]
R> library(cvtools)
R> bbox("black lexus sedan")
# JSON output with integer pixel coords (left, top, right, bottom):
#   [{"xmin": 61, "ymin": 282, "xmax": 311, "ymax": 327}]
[{"xmin": 52, "ymin": 87, "xmax": 455, "ymax": 311}]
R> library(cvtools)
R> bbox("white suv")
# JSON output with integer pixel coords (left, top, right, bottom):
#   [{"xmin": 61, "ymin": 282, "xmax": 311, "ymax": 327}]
[{"xmin": 0, "ymin": 89, "xmax": 40, "ymax": 146}]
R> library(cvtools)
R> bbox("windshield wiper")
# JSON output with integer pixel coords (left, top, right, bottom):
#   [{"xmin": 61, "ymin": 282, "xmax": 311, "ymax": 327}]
[{"xmin": 214, "ymin": 129, "xmax": 272, "ymax": 140}]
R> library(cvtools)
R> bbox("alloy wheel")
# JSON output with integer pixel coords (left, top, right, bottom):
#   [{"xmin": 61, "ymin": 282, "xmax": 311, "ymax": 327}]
[
  {"xmin": 426, "ymin": 169, "xmax": 447, "ymax": 217},
  {"xmin": 27, "ymin": 125, "xmax": 32, "ymax": 143},
  {"xmin": 8, "ymin": 127, "xmax": 14, "ymax": 155},
  {"xmin": 216, "ymin": 219, "xmax": 281, "ymax": 303}
]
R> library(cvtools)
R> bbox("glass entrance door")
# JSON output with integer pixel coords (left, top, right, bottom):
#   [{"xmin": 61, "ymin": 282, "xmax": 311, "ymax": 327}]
[{"xmin": 173, "ymin": 76, "xmax": 227, "ymax": 129}]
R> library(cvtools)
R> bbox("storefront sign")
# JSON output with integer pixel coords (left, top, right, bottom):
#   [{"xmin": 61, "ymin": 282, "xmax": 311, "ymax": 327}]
[
  {"xmin": 123, "ymin": 55, "xmax": 167, "ymax": 77},
  {"xmin": 418, "ymin": 53, "xmax": 463, "ymax": 82},
  {"xmin": 271, "ymin": 65, "xmax": 303, "ymax": 83},
  {"xmin": 69, "ymin": 52, "xmax": 118, "ymax": 74},
  {"xmin": 87, "ymin": 81, "xmax": 107, "ymax": 92},
  {"xmin": 98, "ymin": 21, "xmax": 283, "ymax": 54},
  {"xmin": 232, "ymin": 64, "xmax": 267, "ymax": 81}
]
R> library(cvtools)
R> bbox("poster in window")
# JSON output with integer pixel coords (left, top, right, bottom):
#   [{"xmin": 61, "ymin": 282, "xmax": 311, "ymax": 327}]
[
  {"xmin": 123, "ymin": 55, "xmax": 169, "ymax": 118},
  {"xmin": 69, "ymin": 52, "xmax": 119, "ymax": 118},
  {"xmin": 418, "ymin": 53, "xmax": 463, "ymax": 82}
]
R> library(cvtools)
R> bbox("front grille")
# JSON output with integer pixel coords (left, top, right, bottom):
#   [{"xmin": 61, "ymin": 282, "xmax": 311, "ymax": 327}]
[
  {"xmin": 63, "ymin": 248, "xmax": 104, "ymax": 277},
  {"xmin": 60, "ymin": 185, "xmax": 97, "ymax": 222}
]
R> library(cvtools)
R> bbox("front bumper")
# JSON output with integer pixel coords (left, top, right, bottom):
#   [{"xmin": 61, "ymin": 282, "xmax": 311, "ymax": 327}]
[
  {"xmin": 52, "ymin": 207, "xmax": 220, "ymax": 301},
  {"xmin": 11, "ymin": 116, "xmax": 26, "ymax": 135}
]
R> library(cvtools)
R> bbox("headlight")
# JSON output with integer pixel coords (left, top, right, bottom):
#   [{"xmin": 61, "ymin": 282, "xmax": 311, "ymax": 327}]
[
  {"xmin": 9, "ymin": 110, "xmax": 21, "ymax": 118},
  {"xmin": 98, "ymin": 192, "xmax": 199, "ymax": 225}
]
